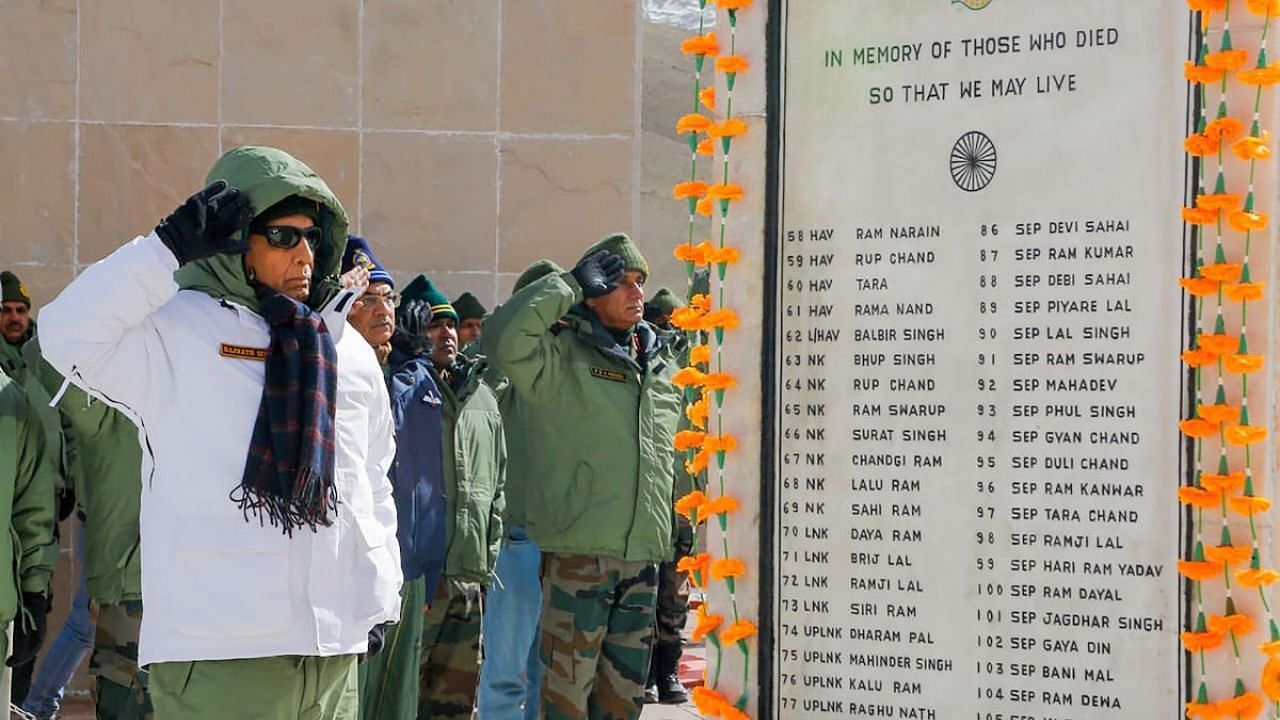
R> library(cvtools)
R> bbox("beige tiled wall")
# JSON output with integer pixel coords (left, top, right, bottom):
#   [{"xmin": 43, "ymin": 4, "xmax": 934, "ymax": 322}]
[
  {"xmin": 1, "ymin": 0, "xmax": 698, "ymax": 695},
  {"xmin": 1, "ymin": 0, "xmax": 693, "ymax": 312}
]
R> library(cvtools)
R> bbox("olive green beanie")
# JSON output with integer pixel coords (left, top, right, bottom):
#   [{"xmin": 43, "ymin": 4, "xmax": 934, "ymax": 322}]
[
  {"xmin": 578, "ymin": 233, "xmax": 648, "ymax": 279},
  {"xmin": 648, "ymin": 287, "xmax": 683, "ymax": 315},
  {"xmin": 0, "ymin": 271, "xmax": 30, "ymax": 307},
  {"xmin": 514, "ymin": 259, "xmax": 565, "ymax": 293}
]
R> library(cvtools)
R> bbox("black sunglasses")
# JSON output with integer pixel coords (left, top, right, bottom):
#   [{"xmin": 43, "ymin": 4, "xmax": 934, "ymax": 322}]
[{"xmin": 252, "ymin": 225, "xmax": 323, "ymax": 249}]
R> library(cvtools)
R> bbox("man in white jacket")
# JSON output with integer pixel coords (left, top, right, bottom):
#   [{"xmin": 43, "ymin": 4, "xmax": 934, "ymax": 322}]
[{"xmin": 39, "ymin": 146, "xmax": 402, "ymax": 719}]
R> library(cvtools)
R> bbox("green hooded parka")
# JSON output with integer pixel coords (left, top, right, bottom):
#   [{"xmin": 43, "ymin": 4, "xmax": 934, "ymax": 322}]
[{"xmin": 433, "ymin": 355, "xmax": 506, "ymax": 585}]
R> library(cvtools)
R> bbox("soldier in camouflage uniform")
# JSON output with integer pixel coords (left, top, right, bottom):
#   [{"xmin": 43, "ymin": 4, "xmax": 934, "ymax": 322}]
[
  {"xmin": 406, "ymin": 277, "xmax": 506, "ymax": 720},
  {"xmin": 92, "ymin": 601, "xmax": 149, "ymax": 718},
  {"xmin": 485, "ymin": 235, "xmax": 684, "ymax": 720}
]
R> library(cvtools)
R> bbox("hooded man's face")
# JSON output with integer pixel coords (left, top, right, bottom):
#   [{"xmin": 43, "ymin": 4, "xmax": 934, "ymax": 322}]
[
  {"xmin": 243, "ymin": 214, "xmax": 316, "ymax": 302},
  {"xmin": 427, "ymin": 317, "xmax": 458, "ymax": 370},
  {"xmin": 1, "ymin": 300, "xmax": 30, "ymax": 345},
  {"xmin": 586, "ymin": 271, "xmax": 646, "ymax": 331}
]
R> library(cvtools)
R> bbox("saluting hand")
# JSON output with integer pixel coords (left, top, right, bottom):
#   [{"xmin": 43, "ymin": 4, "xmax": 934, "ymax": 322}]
[
  {"xmin": 571, "ymin": 250, "xmax": 625, "ymax": 299},
  {"xmin": 155, "ymin": 180, "xmax": 254, "ymax": 266}
]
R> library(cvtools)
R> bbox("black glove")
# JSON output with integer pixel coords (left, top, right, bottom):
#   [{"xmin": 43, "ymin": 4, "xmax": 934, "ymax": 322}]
[
  {"xmin": 56, "ymin": 488, "xmax": 76, "ymax": 522},
  {"xmin": 396, "ymin": 299, "xmax": 433, "ymax": 338},
  {"xmin": 571, "ymin": 250, "xmax": 626, "ymax": 299},
  {"xmin": 367, "ymin": 621, "xmax": 392, "ymax": 658},
  {"xmin": 155, "ymin": 180, "xmax": 254, "ymax": 266},
  {"xmin": 7, "ymin": 592, "xmax": 49, "ymax": 667},
  {"xmin": 390, "ymin": 300, "xmax": 434, "ymax": 357}
]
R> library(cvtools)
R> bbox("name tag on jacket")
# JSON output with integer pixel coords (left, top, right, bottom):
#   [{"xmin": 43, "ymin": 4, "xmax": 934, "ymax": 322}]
[
  {"xmin": 219, "ymin": 343, "xmax": 268, "ymax": 361},
  {"xmin": 590, "ymin": 367, "xmax": 628, "ymax": 383}
]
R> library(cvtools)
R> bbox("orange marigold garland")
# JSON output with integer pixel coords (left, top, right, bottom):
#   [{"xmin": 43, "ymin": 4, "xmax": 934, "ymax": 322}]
[
  {"xmin": 1181, "ymin": 2, "xmax": 1279, "ymax": 714},
  {"xmin": 668, "ymin": 3, "xmax": 756, "ymax": 716}
]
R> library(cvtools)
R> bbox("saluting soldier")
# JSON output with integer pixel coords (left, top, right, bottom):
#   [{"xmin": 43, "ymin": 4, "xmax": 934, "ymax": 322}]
[
  {"xmin": 39, "ymin": 146, "xmax": 402, "ymax": 720},
  {"xmin": 485, "ymin": 234, "xmax": 684, "ymax": 720}
]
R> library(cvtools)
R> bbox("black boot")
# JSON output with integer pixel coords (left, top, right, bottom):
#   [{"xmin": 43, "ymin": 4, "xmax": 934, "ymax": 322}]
[
  {"xmin": 644, "ymin": 657, "xmax": 660, "ymax": 704},
  {"xmin": 655, "ymin": 641, "xmax": 689, "ymax": 704}
]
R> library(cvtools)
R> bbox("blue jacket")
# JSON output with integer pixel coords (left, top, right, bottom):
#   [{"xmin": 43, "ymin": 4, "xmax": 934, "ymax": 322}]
[{"xmin": 387, "ymin": 349, "xmax": 448, "ymax": 591}]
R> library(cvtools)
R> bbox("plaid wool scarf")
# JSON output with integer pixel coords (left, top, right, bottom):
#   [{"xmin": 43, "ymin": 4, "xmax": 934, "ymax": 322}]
[{"xmin": 233, "ymin": 289, "xmax": 339, "ymax": 535}]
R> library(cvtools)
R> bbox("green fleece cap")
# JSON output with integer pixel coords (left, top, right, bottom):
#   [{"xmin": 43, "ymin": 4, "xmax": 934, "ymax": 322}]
[
  {"xmin": 647, "ymin": 287, "xmax": 683, "ymax": 315},
  {"xmin": 452, "ymin": 292, "xmax": 487, "ymax": 321},
  {"xmin": 514, "ymin": 259, "xmax": 565, "ymax": 293},
  {"xmin": 1, "ymin": 271, "xmax": 31, "ymax": 307},
  {"xmin": 579, "ymin": 233, "xmax": 648, "ymax": 279},
  {"xmin": 403, "ymin": 274, "xmax": 458, "ymax": 323}
]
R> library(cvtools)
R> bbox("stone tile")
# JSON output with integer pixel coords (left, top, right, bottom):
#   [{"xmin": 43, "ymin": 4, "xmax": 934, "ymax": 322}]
[
  {"xmin": 78, "ymin": 124, "xmax": 220, "ymax": 264},
  {"xmin": 364, "ymin": 0, "xmax": 499, "ymax": 131},
  {"xmin": 637, "ymin": 129, "xmax": 690, "ymax": 295},
  {"xmin": 388, "ymin": 270, "xmax": 497, "ymax": 310},
  {"xmin": 79, "ymin": 0, "xmax": 219, "ymax": 123},
  {"xmin": 222, "ymin": 0, "xmax": 358, "ymax": 128},
  {"xmin": 0, "ymin": 122, "xmax": 76, "ymax": 265},
  {"xmin": 11, "ymin": 264, "xmax": 74, "ymax": 312},
  {"xmin": 496, "ymin": 272, "xmax": 524, "ymax": 302},
  {"xmin": 361, "ymin": 132, "xmax": 497, "ymax": 272},
  {"xmin": 0, "ymin": 0, "xmax": 76, "ymax": 119},
  {"xmin": 222, "ymin": 127, "xmax": 361, "ymax": 227},
  {"xmin": 500, "ymin": 0, "xmax": 637, "ymax": 134},
  {"xmin": 641, "ymin": 18, "xmax": 691, "ymax": 141},
  {"xmin": 498, "ymin": 136, "xmax": 632, "ymax": 273}
]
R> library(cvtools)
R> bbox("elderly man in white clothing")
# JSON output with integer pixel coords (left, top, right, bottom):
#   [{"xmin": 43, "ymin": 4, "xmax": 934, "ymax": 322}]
[{"xmin": 38, "ymin": 146, "xmax": 402, "ymax": 720}]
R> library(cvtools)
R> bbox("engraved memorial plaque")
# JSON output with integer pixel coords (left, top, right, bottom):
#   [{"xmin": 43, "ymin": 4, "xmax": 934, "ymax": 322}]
[{"xmin": 771, "ymin": 2, "xmax": 1194, "ymax": 717}]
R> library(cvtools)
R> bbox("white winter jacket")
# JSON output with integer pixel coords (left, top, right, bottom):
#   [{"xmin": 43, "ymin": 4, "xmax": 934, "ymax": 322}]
[{"xmin": 39, "ymin": 232, "xmax": 402, "ymax": 666}]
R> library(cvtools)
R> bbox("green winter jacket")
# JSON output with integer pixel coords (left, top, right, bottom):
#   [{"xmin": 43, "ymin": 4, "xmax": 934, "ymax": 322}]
[
  {"xmin": 13, "ymin": 338, "xmax": 70, "ymax": 501},
  {"xmin": 0, "ymin": 341, "xmax": 22, "ymax": 378},
  {"xmin": 479, "ymin": 338, "xmax": 531, "ymax": 529},
  {"xmin": 0, "ymin": 368, "xmax": 57, "ymax": 627},
  {"xmin": 0, "ymin": 319, "xmax": 33, "ymax": 377},
  {"xmin": 433, "ymin": 355, "xmax": 506, "ymax": 585},
  {"xmin": 484, "ymin": 272, "xmax": 685, "ymax": 562},
  {"xmin": 23, "ymin": 339, "xmax": 142, "ymax": 603}
]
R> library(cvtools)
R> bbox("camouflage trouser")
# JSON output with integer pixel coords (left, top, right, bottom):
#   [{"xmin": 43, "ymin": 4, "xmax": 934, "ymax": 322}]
[
  {"xmin": 417, "ymin": 578, "xmax": 481, "ymax": 720},
  {"xmin": 654, "ymin": 518, "xmax": 694, "ymax": 647},
  {"xmin": 540, "ymin": 553, "xmax": 658, "ymax": 720},
  {"xmin": 91, "ymin": 600, "xmax": 153, "ymax": 720}
]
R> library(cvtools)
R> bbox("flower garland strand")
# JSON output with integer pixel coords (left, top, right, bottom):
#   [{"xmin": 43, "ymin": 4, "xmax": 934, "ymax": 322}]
[
  {"xmin": 1231, "ymin": 2, "xmax": 1280, "ymax": 717},
  {"xmin": 1180, "ymin": 2, "xmax": 1277, "ymax": 717},
  {"xmin": 1179, "ymin": 12, "xmax": 1219, "ymax": 715},
  {"xmin": 671, "ymin": 1, "xmax": 755, "ymax": 718},
  {"xmin": 673, "ymin": 0, "xmax": 722, "ymax": 699}
]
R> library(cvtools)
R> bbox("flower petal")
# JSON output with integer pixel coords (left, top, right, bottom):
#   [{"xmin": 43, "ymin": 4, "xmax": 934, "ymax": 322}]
[
  {"xmin": 1224, "ymin": 353, "xmax": 1265, "ymax": 374},
  {"xmin": 1225, "ymin": 424, "xmax": 1269, "ymax": 446},
  {"xmin": 1177, "ymin": 559, "xmax": 1224, "ymax": 581}
]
